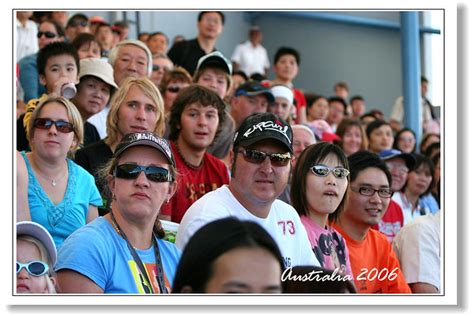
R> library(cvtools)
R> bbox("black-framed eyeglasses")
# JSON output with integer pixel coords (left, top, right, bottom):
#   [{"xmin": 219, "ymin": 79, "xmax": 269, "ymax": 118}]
[
  {"xmin": 34, "ymin": 118, "xmax": 74, "ymax": 133},
  {"xmin": 310, "ymin": 165, "xmax": 350, "ymax": 179},
  {"xmin": 238, "ymin": 148, "xmax": 292, "ymax": 167},
  {"xmin": 114, "ymin": 163, "xmax": 173, "ymax": 182},
  {"xmin": 351, "ymin": 186, "xmax": 393, "ymax": 198},
  {"xmin": 17, "ymin": 261, "xmax": 49, "ymax": 277},
  {"xmin": 37, "ymin": 31, "xmax": 57, "ymax": 39}
]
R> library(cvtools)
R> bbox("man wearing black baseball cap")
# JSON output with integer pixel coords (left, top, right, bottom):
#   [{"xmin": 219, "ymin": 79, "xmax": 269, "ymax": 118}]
[
  {"xmin": 373, "ymin": 149, "xmax": 416, "ymax": 242},
  {"xmin": 230, "ymin": 81, "xmax": 275, "ymax": 129},
  {"xmin": 176, "ymin": 112, "xmax": 319, "ymax": 268}
]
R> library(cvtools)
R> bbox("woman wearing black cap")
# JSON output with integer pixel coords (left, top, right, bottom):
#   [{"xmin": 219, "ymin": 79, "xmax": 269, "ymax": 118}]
[{"xmin": 55, "ymin": 132, "xmax": 180, "ymax": 294}]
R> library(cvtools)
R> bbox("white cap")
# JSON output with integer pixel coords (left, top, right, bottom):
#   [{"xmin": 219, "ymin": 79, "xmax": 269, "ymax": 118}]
[
  {"xmin": 17, "ymin": 221, "xmax": 57, "ymax": 266},
  {"xmin": 271, "ymin": 85, "xmax": 294, "ymax": 105}
]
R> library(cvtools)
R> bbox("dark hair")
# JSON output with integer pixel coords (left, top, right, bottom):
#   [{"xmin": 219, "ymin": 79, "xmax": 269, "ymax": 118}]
[
  {"xmin": 291, "ymin": 142, "xmax": 349, "ymax": 223},
  {"xmin": 37, "ymin": 41, "xmax": 80, "ymax": 76},
  {"xmin": 334, "ymin": 81, "xmax": 349, "ymax": 91},
  {"xmin": 232, "ymin": 70, "xmax": 248, "ymax": 81},
  {"xmin": 305, "ymin": 94, "xmax": 327, "ymax": 112},
  {"xmin": 66, "ymin": 13, "xmax": 89, "ymax": 28},
  {"xmin": 113, "ymin": 20, "xmax": 129, "ymax": 28},
  {"xmin": 283, "ymin": 266, "xmax": 356, "ymax": 293},
  {"xmin": 71, "ymin": 32, "xmax": 99, "ymax": 51},
  {"xmin": 421, "ymin": 76, "xmax": 429, "ymax": 83},
  {"xmin": 249, "ymin": 73, "xmax": 266, "ymax": 82},
  {"xmin": 402, "ymin": 153, "xmax": 435, "ymax": 196},
  {"xmin": 359, "ymin": 112, "xmax": 377, "ymax": 122},
  {"xmin": 425, "ymin": 142, "xmax": 440, "ymax": 160},
  {"xmin": 328, "ymin": 96, "xmax": 348, "ymax": 111},
  {"xmin": 40, "ymin": 19, "xmax": 65, "ymax": 38},
  {"xmin": 335, "ymin": 118, "xmax": 367, "ymax": 152},
  {"xmin": 273, "ymin": 47, "xmax": 300, "ymax": 65},
  {"xmin": 172, "ymin": 217, "xmax": 284, "ymax": 293},
  {"xmin": 198, "ymin": 11, "xmax": 225, "ymax": 25},
  {"xmin": 420, "ymin": 133, "xmax": 440, "ymax": 154},
  {"xmin": 148, "ymin": 31, "xmax": 169, "ymax": 44},
  {"xmin": 347, "ymin": 150, "xmax": 392, "ymax": 187},
  {"xmin": 365, "ymin": 119, "xmax": 391, "ymax": 140},
  {"xmin": 168, "ymin": 85, "xmax": 226, "ymax": 141},
  {"xmin": 349, "ymin": 95, "xmax": 364, "ymax": 104},
  {"xmin": 393, "ymin": 127, "xmax": 417, "ymax": 153}
]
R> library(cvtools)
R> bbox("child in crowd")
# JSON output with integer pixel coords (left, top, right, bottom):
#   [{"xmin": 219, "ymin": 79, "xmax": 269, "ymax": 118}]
[
  {"xmin": 17, "ymin": 41, "xmax": 80, "ymax": 152},
  {"xmin": 270, "ymin": 47, "xmax": 307, "ymax": 124},
  {"xmin": 17, "ymin": 221, "xmax": 58, "ymax": 294}
]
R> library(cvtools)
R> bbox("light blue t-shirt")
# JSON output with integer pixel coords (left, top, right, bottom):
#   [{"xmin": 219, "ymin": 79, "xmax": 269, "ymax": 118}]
[
  {"xmin": 420, "ymin": 193, "xmax": 440, "ymax": 214},
  {"xmin": 22, "ymin": 152, "xmax": 102, "ymax": 249},
  {"xmin": 56, "ymin": 217, "xmax": 181, "ymax": 293}
]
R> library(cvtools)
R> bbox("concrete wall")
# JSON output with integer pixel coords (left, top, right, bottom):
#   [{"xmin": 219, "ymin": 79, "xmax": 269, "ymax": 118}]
[{"xmin": 70, "ymin": 10, "xmax": 434, "ymax": 117}]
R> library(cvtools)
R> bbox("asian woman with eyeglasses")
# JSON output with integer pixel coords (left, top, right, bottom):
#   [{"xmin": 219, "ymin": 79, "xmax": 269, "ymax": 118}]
[
  {"xmin": 290, "ymin": 142, "xmax": 353, "ymax": 279},
  {"xmin": 56, "ymin": 132, "xmax": 180, "ymax": 293},
  {"xmin": 20, "ymin": 96, "xmax": 101, "ymax": 250}
]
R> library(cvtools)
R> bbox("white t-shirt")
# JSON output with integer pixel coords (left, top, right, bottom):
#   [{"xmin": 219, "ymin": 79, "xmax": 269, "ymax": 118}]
[
  {"xmin": 392, "ymin": 212, "xmax": 440, "ymax": 290},
  {"xmin": 390, "ymin": 96, "xmax": 433, "ymax": 123},
  {"xmin": 176, "ymin": 185, "xmax": 319, "ymax": 268},
  {"xmin": 231, "ymin": 41, "xmax": 270, "ymax": 77},
  {"xmin": 87, "ymin": 106, "xmax": 110, "ymax": 139},
  {"xmin": 16, "ymin": 19, "xmax": 39, "ymax": 61}
]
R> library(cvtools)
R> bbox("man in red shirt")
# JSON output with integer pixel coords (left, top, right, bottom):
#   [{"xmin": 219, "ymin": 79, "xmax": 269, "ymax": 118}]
[{"xmin": 159, "ymin": 85, "xmax": 229, "ymax": 223}]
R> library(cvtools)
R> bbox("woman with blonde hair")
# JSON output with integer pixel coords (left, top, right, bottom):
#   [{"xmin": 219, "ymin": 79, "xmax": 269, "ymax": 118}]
[
  {"xmin": 75, "ymin": 77, "xmax": 165, "ymax": 215},
  {"xmin": 56, "ymin": 132, "xmax": 180, "ymax": 293},
  {"xmin": 20, "ymin": 96, "xmax": 101, "ymax": 249}
]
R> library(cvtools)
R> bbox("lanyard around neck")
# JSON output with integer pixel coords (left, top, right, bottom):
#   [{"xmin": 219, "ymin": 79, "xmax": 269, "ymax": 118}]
[{"xmin": 110, "ymin": 212, "xmax": 168, "ymax": 294}]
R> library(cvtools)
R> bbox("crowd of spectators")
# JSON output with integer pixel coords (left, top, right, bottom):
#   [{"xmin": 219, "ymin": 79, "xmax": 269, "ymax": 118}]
[{"xmin": 15, "ymin": 10, "xmax": 442, "ymax": 295}]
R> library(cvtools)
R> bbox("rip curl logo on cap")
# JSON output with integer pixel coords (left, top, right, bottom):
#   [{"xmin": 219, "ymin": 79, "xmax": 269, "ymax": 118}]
[
  {"xmin": 130, "ymin": 133, "xmax": 172, "ymax": 159},
  {"xmin": 243, "ymin": 120, "xmax": 290, "ymax": 143}
]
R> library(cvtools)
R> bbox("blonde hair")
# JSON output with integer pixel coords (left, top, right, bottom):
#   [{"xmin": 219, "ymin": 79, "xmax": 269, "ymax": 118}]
[
  {"xmin": 26, "ymin": 96, "xmax": 84, "ymax": 152},
  {"xmin": 17, "ymin": 235, "xmax": 57, "ymax": 293},
  {"xmin": 105, "ymin": 77, "xmax": 165, "ymax": 147}
]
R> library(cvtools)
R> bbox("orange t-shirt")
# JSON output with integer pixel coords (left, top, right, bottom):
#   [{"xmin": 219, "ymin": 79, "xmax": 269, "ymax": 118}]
[{"xmin": 333, "ymin": 224, "xmax": 411, "ymax": 294}]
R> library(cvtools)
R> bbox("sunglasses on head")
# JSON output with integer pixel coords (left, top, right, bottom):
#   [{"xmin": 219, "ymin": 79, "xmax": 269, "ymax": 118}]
[
  {"xmin": 310, "ymin": 165, "xmax": 350, "ymax": 178},
  {"xmin": 34, "ymin": 118, "xmax": 74, "ymax": 133},
  {"xmin": 17, "ymin": 261, "xmax": 49, "ymax": 277},
  {"xmin": 238, "ymin": 149, "xmax": 292, "ymax": 167},
  {"xmin": 114, "ymin": 163, "xmax": 172, "ymax": 182},
  {"xmin": 166, "ymin": 86, "xmax": 181, "ymax": 93},
  {"xmin": 37, "ymin": 31, "xmax": 57, "ymax": 39}
]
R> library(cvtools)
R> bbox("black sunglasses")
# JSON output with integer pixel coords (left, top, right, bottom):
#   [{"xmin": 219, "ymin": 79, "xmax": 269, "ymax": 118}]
[
  {"xmin": 34, "ymin": 118, "xmax": 74, "ymax": 133},
  {"xmin": 238, "ymin": 149, "xmax": 292, "ymax": 167},
  {"xmin": 37, "ymin": 31, "xmax": 57, "ymax": 39},
  {"xmin": 114, "ymin": 163, "xmax": 172, "ymax": 182},
  {"xmin": 152, "ymin": 64, "xmax": 171, "ymax": 72},
  {"xmin": 17, "ymin": 261, "xmax": 49, "ymax": 277},
  {"xmin": 166, "ymin": 86, "xmax": 181, "ymax": 93}
]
